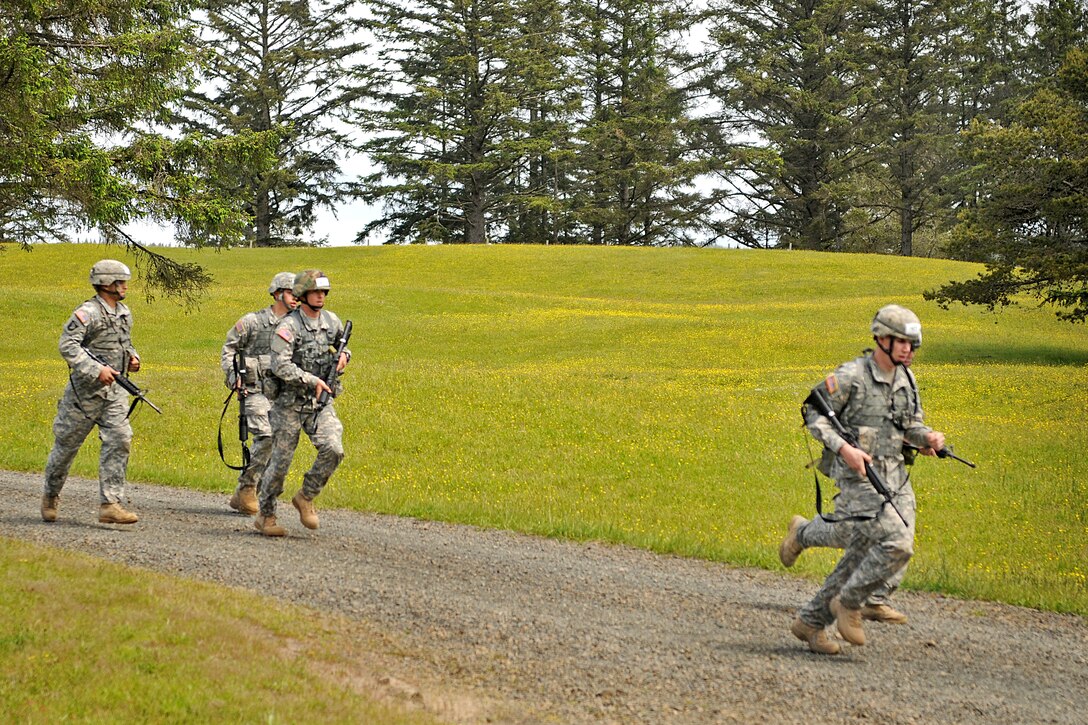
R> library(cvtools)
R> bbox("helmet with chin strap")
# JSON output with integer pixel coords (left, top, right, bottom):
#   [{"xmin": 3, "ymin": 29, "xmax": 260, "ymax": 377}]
[
  {"xmin": 292, "ymin": 269, "xmax": 331, "ymax": 299},
  {"xmin": 871, "ymin": 304, "xmax": 922, "ymax": 348},
  {"xmin": 89, "ymin": 259, "xmax": 131, "ymax": 288},
  {"xmin": 269, "ymin": 272, "xmax": 296, "ymax": 294}
]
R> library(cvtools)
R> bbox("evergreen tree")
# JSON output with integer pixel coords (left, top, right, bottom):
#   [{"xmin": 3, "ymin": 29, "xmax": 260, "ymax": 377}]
[
  {"xmin": 950, "ymin": 0, "xmax": 1029, "ymax": 128},
  {"xmin": 0, "ymin": 0, "xmax": 260, "ymax": 300},
  {"xmin": 567, "ymin": 0, "xmax": 713, "ymax": 246},
  {"xmin": 361, "ymin": 0, "xmax": 579, "ymax": 245},
  {"xmin": 505, "ymin": 0, "xmax": 581, "ymax": 245},
  {"xmin": 705, "ymin": 0, "xmax": 875, "ymax": 249},
  {"xmin": 1024, "ymin": 0, "xmax": 1088, "ymax": 82},
  {"xmin": 863, "ymin": 0, "xmax": 962, "ymax": 256},
  {"xmin": 927, "ymin": 45, "xmax": 1088, "ymax": 322},
  {"xmin": 174, "ymin": 0, "xmax": 368, "ymax": 246}
]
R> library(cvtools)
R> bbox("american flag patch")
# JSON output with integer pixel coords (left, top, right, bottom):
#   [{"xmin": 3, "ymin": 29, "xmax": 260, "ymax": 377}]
[
  {"xmin": 74, "ymin": 309, "xmax": 88, "ymax": 325},
  {"xmin": 276, "ymin": 327, "xmax": 293, "ymax": 342},
  {"xmin": 825, "ymin": 374, "xmax": 839, "ymax": 395}
]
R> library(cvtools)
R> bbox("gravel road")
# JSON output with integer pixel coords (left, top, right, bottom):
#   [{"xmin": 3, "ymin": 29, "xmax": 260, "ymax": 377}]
[{"xmin": 3, "ymin": 470, "xmax": 1086, "ymax": 724}]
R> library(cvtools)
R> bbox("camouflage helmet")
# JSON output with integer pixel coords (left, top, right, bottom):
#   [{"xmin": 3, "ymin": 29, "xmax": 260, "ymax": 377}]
[
  {"xmin": 268, "ymin": 272, "xmax": 296, "ymax": 294},
  {"xmin": 292, "ymin": 269, "xmax": 331, "ymax": 298},
  {"xmin": 89, "ymin": 259, "xmax": 131, "ymax": 287},
  {"xmin": 871, "ymin": 304, "xmax": 922, "ymax": 347}
]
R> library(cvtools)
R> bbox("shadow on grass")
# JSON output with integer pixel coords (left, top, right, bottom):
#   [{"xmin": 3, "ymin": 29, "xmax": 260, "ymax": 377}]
[{"xmin": 930, "ymin": 342, "xmax": 1088, "ymax": 367}]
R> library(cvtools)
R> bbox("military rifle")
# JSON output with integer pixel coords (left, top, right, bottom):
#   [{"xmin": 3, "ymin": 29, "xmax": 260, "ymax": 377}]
[
  {"xmin": 906, "ymin": 444, "xmax": 976, "ymax": 468},
  {"xmin": 803, "ymin": 386, "xmax": 909, "ymax": 527},
  {"xmin": 308, "ymin": 320, "xmax": 352, "ymax": 430},
  {"xmin": 82, "ymin": 348, "xmax": 162, "ymax": 416},
  {"xmin": 217, "ymin": 354, "xmax": 251, "ymax": 471}
]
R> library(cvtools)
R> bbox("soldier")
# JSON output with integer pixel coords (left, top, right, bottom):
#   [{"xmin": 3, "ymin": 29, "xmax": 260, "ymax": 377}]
[
  {"xmin": 220, "ymin": 272, "xmax": 297, "ymax": 515},
  {"xmin": 254, "ymin": 269, "xmax": 350, "ymax": 537},
  {"xmin": 788, "ymin": 305, "xmax": 945, "ymax": 654},
  {"xmin": 42, "ymin": 259, "xmax": 144, "ymax": 524},
  {"xmin": 780, "ymin": 338, "xmax": 933, "ymax": 626}
]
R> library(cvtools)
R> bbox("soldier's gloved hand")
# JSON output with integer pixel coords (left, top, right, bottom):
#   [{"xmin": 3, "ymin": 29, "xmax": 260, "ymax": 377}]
[{"xmin": 839, "ymin": 443, "xmax": 871, "ymax": 477}]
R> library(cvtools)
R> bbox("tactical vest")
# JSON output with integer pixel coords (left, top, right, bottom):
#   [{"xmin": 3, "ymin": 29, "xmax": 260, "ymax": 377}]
[
  {"xmin": 237, "ymin": 307, "xmax": 279, "ymax": 386},
  {"xmin": 81, "ymin": 298, "xmax": 133, "ymax": 374},
  {"xmin": 289, "ymin": 310, "xmax": 337, "ymax": 377},
  {"xmin": 836, "ymin": 356, "xmax": 920, "ymax": 460}
]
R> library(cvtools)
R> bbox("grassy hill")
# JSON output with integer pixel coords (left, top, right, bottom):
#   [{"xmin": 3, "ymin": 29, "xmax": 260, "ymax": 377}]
[{"xmin": 3, "ymin": 243, "xmax": 1086, "ymax": 614}]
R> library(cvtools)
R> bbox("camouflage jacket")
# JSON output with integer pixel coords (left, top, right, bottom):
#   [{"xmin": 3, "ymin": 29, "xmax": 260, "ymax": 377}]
[
  {"xmin": 805, "ymin": 352, "xmax": 933, "ymax": 510},
  {"xmin": 58, "ymin": 295, "xmax": 138, "ymax": 408},
  {"xmin": 221, "ymin": 305, "xmax": 286, "ymax": 394},
  {"xmin": 269, "ymin": 308, "xmax": 350, "ymax": 409}
]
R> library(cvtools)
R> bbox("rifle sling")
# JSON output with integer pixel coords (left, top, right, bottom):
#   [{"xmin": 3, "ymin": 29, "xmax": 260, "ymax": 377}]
[{"xmin": 217, "ymin": 388, "xmax": 250, "ymax": 472}]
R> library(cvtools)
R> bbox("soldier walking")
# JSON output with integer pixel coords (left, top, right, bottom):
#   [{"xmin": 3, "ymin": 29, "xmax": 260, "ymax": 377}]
[
  {"xmin": 42, "ymin": 259, "xmax": 144, "ymax": 524},
  {"xmin": 220, "ymin": 272, "xmax": 296, "ymax": 514},
  {"xmin": 254, "ymin": 270, "xmax": 350, "ymax": 536},
  {"xmin": 788, "ymin": 305, "xmax": 945, "ymax": 654}
]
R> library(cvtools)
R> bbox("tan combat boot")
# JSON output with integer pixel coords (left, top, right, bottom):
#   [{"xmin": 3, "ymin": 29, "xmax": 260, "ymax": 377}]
[
  {"xmin": 778, "ymin": 515, "xmax": 808, "ymax": 568},
  {"xmin": 254, "ymin": 514, "xmax": 286, "ymax": 537},
  {"xmin": 862, "ymin": 603, "xmax": 908, "ymax": 624},
  {"xmin": 831, "ymin": 596, "xmax": 866, "ymax": 646},
  {"xmin": 41, "ymin": 495, "xmax": 59, "ymax": 523},
  {"xmin": 790, "ymin": 618, "xmax": 841, "ymax": 655},
  {"xmin": 229, "ymin": 486, "xmax": 259, "ymax": 515},
  {"xmin": 291, "ymin": 491, "xmax": 319, "ymax": 530},
  {"xmin": 99, "ymin": 502, "xmax": 138, "ymax": 524}
]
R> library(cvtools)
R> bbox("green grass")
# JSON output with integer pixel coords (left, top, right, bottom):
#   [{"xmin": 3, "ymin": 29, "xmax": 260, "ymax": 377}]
[
  {"xmin": 0, "ymin": 537, "xmax": 437, "ymax": 723},
  {"xmin": 3, "ymin": 243, "xmax": 1087, "ymax": 615}
]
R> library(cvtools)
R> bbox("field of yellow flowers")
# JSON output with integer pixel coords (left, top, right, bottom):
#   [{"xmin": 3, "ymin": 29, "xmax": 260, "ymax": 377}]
[{"xmin": 4, "ymin": 243, "xmax": 1085, "ymax": 614}]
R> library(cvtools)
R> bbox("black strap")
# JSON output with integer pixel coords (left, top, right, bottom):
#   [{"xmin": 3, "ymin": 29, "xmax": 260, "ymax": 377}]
[{"xmin": 217, "ymin": 388, "xmax": 250, "ymax": 471}]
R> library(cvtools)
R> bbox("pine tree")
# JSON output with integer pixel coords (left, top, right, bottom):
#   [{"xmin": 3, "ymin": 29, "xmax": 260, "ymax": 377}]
[
  {"xmin": 927, "ymin": 45, "xmax": 1088, "ymax": 322},
  {"xmin": 567, "ymin": 0, "xmax": 712, "ymax": 246},
  {"xmin": 173, "ymin": 0, "xmax": 368, "ymax": 246},
  {"xmin": 705, "ymin": 0, "xmax": 875, "ymax": 249},
  {"xmin": 862, "ymin": 0, "xmax": 964, "ymax": 256},
  {"xmin": 0, "ymin": 0, "xmax": 261, "ymax": 301},
  {"xmin": 1025, "ymin": 0, "xmax": 1088, "ymax": 82},
  {"xmin": 361, "ymin": 0, "xmax": 581, "ymax": 245}
]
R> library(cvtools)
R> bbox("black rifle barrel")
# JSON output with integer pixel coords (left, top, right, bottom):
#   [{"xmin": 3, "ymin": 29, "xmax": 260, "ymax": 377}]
[
  {"xmin": 314, "ymin": 320, "xmax": 353, "ymax": 408},
  {"xmin": 234, "ymin": 353, "xmax": 249, "ymax": 442}
]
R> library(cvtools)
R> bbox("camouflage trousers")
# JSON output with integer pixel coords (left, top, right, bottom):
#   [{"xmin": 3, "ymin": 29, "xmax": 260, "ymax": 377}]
[
  {"xmin": 257, "ymin": 402, "xmax": 344, "ymax": 516},
  {"xmin": 797, "ymin": 505, "xmax": 915, "ymax": 606},
  {"xmin": 234, "ymin": 393, "xmax": 273, "ymax": 494},
  {"xmin": 798, "ymin": 487, "xmax": 916, "ymax": 628},
  {"xmin": 43, "ymin": 385, "xmax": 132, "ymax": 504}
]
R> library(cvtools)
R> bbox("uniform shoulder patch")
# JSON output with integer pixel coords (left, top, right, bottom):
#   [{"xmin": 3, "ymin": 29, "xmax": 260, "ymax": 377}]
[
  {"xmin": 74, "ymin": 308, "xmax": 89, "ymax": 325},
  {"xmin": 825, "ymin": 373, "xmax": 839, "ymax": 396},
  {"xmin": 276, "ymin": 326, "xmax": 294, "ymax": 343}
]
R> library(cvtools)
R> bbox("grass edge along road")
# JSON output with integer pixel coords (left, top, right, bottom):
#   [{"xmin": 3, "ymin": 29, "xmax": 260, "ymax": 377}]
[
  {"xmin": 1, "ymin": 243, "xmax": 1086, "ymax": 616},
  {"xmin": 0, "ymin": 537, "xmax": 441, "ymax": 724}
]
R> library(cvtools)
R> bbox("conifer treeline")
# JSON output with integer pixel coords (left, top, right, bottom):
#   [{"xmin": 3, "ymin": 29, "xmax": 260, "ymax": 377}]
[{"xmin": 171, "ymin": 0, "xmax": 1085, "ymax": 258}]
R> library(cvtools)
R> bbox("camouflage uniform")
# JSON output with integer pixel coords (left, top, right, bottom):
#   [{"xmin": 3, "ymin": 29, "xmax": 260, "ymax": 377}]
[
  {"xmin": 221, "ymin": 305, "xmax": 289, "ymax": 494},
  {"xmin": 44, "ymin": 295, "xmax": 138, "ymax": 504},
  {"xmin": 795, "ymin": 513, "xmax": 907, "ymax": 607},
  {"xmin": 257, "ymin": 306, "xmax": 349, "ymax": 517},
  {"xmin": 796, "ymin": 351, "xmax": 933, "ymax": 629}
]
